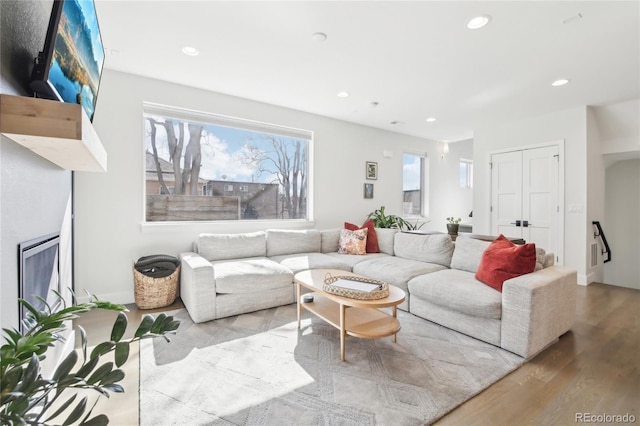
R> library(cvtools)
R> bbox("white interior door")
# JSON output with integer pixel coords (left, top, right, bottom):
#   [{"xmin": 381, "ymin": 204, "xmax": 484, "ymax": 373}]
[
  {"xmin": 491, "ymin": 151, "xmax": 523, "ymax": 239},
  {"xmin": 522, "ymin": 146, "xmax": 559, "ymax": 256},
  {"xmin": 491, "ymin": 146, "xmax": 560, "ymax": 258}
]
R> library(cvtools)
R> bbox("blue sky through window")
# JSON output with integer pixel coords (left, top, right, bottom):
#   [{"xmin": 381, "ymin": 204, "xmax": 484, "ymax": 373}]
[
  {"xmin": 145, "ymin": 115, "xmax": 305, "ymax": 185},
  {"xmin": 403, "ymin": 154, "xmax": 421, "ymax": 191}
]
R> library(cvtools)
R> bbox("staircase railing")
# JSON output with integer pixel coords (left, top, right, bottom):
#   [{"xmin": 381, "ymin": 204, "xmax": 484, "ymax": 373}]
[{"xmin": 592, "ymin": 221, "xmax": 612, "ymax": 263}]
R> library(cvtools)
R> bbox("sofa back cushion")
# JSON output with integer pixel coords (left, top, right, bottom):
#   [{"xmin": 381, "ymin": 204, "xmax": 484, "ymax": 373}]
[
  {"xmin": 266, "ymin": 229, "xmax": 321, "ymax": 256},
  {"xmin": 197, "ymin": 231, "xmax": 266, "ymax": 261},
  {"xmin": 393, "ymin": 232, "xmax": 454, "ymax": 267},
  {"xmin": 375, "ymin": 228, "xmax": 398, "ymax": 255},
  {"xmin": 320, "ymin": 229, "xmax": 341, "ymax": 253},
  {"xmin": 450, "ymin": 236, "xmax": 491, "ymax": 273}
]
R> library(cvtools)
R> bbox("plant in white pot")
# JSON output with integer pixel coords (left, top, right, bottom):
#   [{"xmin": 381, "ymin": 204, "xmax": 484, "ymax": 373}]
[{"xmin": 446, "ymin": 217, "xmax": 462, "ymax": 235}]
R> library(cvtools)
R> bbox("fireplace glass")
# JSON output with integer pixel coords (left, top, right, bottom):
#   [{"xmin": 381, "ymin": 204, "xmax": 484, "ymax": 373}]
[{"xmin": 18, "ymin": 233, "xmax": 61, "ymax": 331}]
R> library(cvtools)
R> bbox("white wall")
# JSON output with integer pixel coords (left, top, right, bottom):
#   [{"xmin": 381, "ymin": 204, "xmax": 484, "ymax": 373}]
[
  {"xmin": 586, "ymin": 107, "xmax": 606, "ymax": 283},
  {"xmin": 76, "ymin": 70, "xmax": 441, "ymax": 303},
  {"xmin": 473, "ymin": 107, "xmax": 589, "ymax": 282},
  {"xmin": 604, "ymin": 159, "xmax": 640, "ymax": 289},
  {"xmin": 596, "ymin": 99, "xmax": 640, "ymax": 155},
  {"xmin": 422, "ymin": 139, "xmax": 474, "ymax": 233}
]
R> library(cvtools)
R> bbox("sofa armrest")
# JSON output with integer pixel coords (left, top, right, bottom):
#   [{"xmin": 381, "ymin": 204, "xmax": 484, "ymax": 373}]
[
  {"xmin": 180, "ymin": 252, "xmax": 217, "ymax": 323},
  {"xmin": 501, "ymin": 265, "xmax": 577, "ymax": 358}
]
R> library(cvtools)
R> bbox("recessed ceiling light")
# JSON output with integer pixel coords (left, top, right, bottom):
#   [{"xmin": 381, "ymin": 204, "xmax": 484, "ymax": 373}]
[
  {"xmin": 337, "ymin": 91, "xmax": 350, "ymax": 98},
  {"xmin": 467, "ymin": 15, "xmax": 491, "ymax": 30},
  {"xmin": 311, "ymin": 32, "xmax": 327, "ymax": 42},
  {"xmin": 426, "ymin": 117, "xmax": 437, "ymax": 123},
  {"xmin": 182, "ymin": 46, "xmax": 199, "ymax": 56},
  {"xmin": 551, "ymin": 78, "xmax": 570, "ymax": 86}
]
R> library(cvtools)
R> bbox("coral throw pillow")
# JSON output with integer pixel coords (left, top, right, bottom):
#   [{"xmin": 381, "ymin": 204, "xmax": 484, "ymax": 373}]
[
  {"xmin": 338, "ymin": 228, "xmax": 368, "ymax": 255},
  {"xmin": 344, "ymin": 219, "xmax": 379, "ymax": 253},
  {"xmin": 475, "ymin": 234, "xmax": 537, "ymax": 292}
]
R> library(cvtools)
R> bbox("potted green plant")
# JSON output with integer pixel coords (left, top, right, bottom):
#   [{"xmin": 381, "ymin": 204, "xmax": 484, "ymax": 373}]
[
  {"xmin": 367, "ymin": 206, "xmax": 422, "ymax": 230},
  {"xmin": 1, "ymin": 292, "xmax": 180, "ymax": 425},
  {"xmin": 446, "ymin": 217, "xmax": 462, "ymax": 235}
]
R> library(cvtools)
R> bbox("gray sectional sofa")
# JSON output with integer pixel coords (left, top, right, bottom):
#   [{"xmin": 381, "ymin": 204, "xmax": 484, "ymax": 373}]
[{"xmin": 180, "ymin": 228, "xmax": 577, "ymax": 358}]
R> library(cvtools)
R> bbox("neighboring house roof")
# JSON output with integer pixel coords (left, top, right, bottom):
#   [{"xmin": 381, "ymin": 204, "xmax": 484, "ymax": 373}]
[{"xmin": 145, "ymin": 151, "xmax": 206, "ymax": 183}]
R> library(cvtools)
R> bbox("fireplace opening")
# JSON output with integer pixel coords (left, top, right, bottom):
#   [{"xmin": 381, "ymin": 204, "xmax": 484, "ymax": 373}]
[{"xmin": 18, "ymin": 233, "xmax": 61, "ymax": 331}]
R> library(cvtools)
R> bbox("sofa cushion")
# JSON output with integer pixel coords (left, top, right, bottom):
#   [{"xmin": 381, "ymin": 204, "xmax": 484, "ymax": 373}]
[
  {"xmin": 374, "ymin": 228, "xmax": 398, "ymax": 255},
  {"xmin": 394, "ymin": 232, "xmax": 454, "ymax": 267},
  {"xmin": 266, "ymin": 229, "xmax": 321, "ymax": 257},
  {"xmin": 543, "ymin": 252, "xmax": 555, "ymax": 268},
  {"xmin": 450, "ymin": 236, "xmax": 491, "ymax": 273},
  {"xmin": 345, "ymin": 219, "xmax": 379, "ymax": 253},
  {"xmin": 325, "ymin": 252, "xmax": 391, "ymax": 268},
  {"xmin": 353, "ymin": 256, "xmax": 447, "ymax": 294},
  {"xmin": 475, "ymin": 235, "xmax": 536, "ymax": 292},
  {"xmin": 211, "ymin": 257, "xmax": 293, "ymax": 294},
  {"xmin": 320, "ymin": 229, "xmax": 341, "ymax": 253},
  {"xmin": 198, "ymin": 232, "xmax": 266, "ymax": 261},
  {"xmin": 269, "ymin": 252, "xmax": 351, "ymax": 274},
  {"xmin": 535, "ymin": 247, "xmax": 546, "ymax": 271},
  {"xmin": 408, "ymin": 269, "xmax": 502, "ymax": 320}
]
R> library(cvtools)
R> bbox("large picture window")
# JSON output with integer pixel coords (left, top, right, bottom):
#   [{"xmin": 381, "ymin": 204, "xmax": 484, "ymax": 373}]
[{"xmin": 143, "ymin": 104, "xmax": 311, "ymax": 222}]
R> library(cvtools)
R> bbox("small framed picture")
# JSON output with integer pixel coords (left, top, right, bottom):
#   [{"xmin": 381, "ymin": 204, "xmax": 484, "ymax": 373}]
[
  {"xmin": 364, "ymin": 183, "xmax": 374, "ymax": 199},
  {"xmin": 366, "ymin": 161, "xmax": 378, "ymax": 180}
]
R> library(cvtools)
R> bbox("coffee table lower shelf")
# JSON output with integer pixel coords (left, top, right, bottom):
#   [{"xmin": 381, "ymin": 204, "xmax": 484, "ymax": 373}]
[
  {"xmin": 302, "ymin": 294, "xmax": 401, "ymax": 339},
  {"xmin": 300, "ymin": 293, "xmax": 401, "ymax": 361},
  {"xmin": 295, "ymin": 269, "xmax": 405, "ymax": 361}
]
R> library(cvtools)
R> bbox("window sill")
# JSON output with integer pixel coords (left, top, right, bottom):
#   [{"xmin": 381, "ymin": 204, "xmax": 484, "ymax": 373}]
[{"xmin": 140, "ymin": 219, "xmax": 316, "ymax": 234}]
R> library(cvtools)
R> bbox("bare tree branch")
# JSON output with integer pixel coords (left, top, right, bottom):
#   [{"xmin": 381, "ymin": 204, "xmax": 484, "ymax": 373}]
[{"xmin": 147, "ymin": 118, "xmax": 170, "ymax": 195}]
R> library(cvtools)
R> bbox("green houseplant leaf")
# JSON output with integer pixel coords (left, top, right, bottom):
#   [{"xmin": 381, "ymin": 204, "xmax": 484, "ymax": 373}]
[
  {"xmin": 110, "ymin": 312, "xmax": 128, "ymax": 342},
  {"xmin": 366, "ymin": 205, "xmax": 423, "ymax": 231}
]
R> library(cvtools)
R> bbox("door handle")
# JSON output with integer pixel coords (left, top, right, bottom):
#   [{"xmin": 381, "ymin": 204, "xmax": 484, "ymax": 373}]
[
  {"xmin": 523, "ymin": 220, "xmax": 530, "ymax": 227},
  {"xmin": 510, "ymin": 220, "xmax": 521, "ymax": 227}
]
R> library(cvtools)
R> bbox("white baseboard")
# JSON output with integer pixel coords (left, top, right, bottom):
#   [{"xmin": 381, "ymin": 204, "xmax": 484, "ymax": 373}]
[
  {"xmin": 577, "ymin": 272, "xmax": 600, "ymax": 286},
  {"xmin": 77, "ymin": 290, "xmax": 134, "ymax": 305}
]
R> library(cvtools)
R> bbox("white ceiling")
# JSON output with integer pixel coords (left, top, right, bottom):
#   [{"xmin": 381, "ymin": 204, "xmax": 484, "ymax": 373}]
[{"xmin": 96, "ymin": 1, "xmax": 640, "ymax": 142}]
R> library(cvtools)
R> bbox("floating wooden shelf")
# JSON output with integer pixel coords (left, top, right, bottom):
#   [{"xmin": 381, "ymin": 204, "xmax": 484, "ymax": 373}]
[{"xmin": 0, "ymin": 94, "xmax": 107, "ymax": 172}]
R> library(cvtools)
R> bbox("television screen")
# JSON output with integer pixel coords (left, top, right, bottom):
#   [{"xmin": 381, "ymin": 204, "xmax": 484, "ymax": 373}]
[{"xmin": 30, "ymin": 0, "xmax": 105, "ymax": 122}]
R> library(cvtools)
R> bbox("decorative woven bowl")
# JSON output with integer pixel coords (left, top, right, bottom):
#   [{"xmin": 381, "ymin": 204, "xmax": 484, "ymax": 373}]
[{"xmin": 323, "ymin": 272, "xmax": 389, "ymax": 300}]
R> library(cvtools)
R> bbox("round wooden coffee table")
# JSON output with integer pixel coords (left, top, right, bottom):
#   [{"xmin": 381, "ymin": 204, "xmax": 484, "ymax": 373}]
[{"xmin": 295, "ymin": 269, "xmax": 406, "ymax": 361}]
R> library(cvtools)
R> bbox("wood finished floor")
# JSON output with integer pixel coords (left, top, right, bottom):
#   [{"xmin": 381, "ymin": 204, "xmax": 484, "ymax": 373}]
[{"xmin": 75, "ymin": 283, "xmax": 640, "ymax": 425}]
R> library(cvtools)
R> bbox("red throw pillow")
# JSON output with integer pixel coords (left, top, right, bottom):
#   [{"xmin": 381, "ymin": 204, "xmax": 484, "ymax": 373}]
[
  {"xmin": 344, "ymin": 219, "xmax": 379, "ymax": 253},
  {"xmin": 475, "ymin": 234, "xmax": 536, "ymax": 292}
]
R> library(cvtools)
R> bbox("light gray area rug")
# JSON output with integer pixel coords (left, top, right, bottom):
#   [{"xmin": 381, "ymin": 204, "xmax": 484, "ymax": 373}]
[{"xmin": 140, "ymin": 305, "xmax": 524, "ymax": 425}]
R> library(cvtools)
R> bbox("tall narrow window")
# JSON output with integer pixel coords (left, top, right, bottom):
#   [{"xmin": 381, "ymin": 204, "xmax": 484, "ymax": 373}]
[
  {"xmin": 460, "ymin": 159, "xmax": 473, "ymax": 188},
  {"xmin": 143, "ymin": 104, "xmax": 312, "ymax": 222},
  {"xmin": 402, "ymin": 153, "xmax": 428, "ymax": 216}
]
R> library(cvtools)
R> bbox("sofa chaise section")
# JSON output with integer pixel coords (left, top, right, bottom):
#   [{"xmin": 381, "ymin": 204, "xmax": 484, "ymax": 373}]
[
  {"xmin": 180, "ymin": 231, "xmax": 294, "ymax": 323},
  {"xmin": 407, "ymin": 235, "xmax": 577, "ymax": 358}
]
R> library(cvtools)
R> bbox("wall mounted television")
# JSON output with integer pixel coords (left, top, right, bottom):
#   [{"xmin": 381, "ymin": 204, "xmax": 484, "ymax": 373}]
[{"xmin": 29, "ymin": 0, "xmax": 105, "ymax": 122}]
